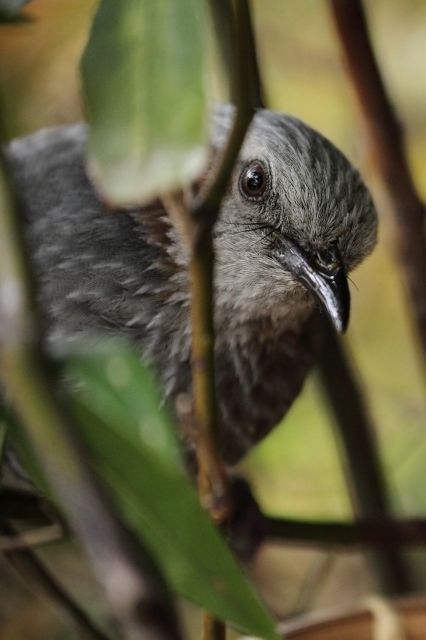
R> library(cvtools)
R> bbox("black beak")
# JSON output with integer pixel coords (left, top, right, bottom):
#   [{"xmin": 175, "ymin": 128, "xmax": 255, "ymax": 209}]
[{"xmin": 275, "ymin": 238, "xmax": 350, "ymax": 333}]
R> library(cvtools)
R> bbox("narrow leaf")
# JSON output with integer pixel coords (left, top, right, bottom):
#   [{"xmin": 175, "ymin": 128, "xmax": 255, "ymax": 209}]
[
  {"xmin": 67, "ymin": 346, "xmax": 279, "ymax": 640},
  {"xmin": 81, "ymin": 0, "xmax": 207, "ymax": 206}
]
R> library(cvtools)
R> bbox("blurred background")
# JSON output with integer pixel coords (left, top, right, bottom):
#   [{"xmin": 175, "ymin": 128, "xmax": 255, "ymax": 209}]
[{"xmin": 1, "ymin": 0, "xmax": 426, "ymax": 637}]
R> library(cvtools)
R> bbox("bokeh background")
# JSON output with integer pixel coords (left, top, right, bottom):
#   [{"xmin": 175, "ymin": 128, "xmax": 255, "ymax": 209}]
[{"xmin": 1, "ymin": 0, "xmax": 426, "ymax": 637}]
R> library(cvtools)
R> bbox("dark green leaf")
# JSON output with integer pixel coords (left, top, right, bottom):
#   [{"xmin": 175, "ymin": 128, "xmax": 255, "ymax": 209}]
[
  {"xmin": 81, "ymin": 0, "xmax": 207, "ymax": 206},
  {"xmin": 67, "ymin": 346, "xmax": 279, "ymax": 640}
]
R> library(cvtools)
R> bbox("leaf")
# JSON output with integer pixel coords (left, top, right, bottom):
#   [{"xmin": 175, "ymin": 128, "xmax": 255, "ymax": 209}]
[
  {"xmin": 67, "ymin": 347, "xmax": 179, "ymax": 468},
  {"xmin": 81, "ymin": 0, "xmax": 207, "ymax": 206},
  {"xmin": 67, "ymin": 345, "xmax": 279, "ymax": 640}
]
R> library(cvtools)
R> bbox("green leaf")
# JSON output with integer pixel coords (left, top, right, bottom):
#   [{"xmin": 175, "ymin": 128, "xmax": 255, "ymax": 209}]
[
  {"xmin": 67, "ymin": 347, "xmax": 179, "ymax": 468},
  {"xmin": 81, "ymin": 0, "xmax": 207, "ymax": 206},
  {"xmin": 67, "ymin": 346, "xmax": 279, "ymax": 640}
]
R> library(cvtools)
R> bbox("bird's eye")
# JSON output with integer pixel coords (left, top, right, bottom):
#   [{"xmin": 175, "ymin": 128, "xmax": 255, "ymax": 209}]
[
  {"xmin": 313, "ymin": 248, "xmax": 340, "ymax": 275},
  {"xmin": 240, "ymin": 163, "xmax": 267, "ymax": 199}
]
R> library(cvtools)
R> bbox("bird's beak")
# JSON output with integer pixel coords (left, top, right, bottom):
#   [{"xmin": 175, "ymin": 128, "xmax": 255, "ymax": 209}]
[{"xmin": 275, "ymin": 237, "xmax": 350, "ymax": 333}]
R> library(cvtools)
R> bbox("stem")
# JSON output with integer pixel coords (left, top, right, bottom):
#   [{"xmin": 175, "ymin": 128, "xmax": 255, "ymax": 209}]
[
  {"xmin": 186, "ymin": 2, "xmax": 263, "ymax": 638},
  {"xmin": 0, "ymin": 524, "xmax": 63, "ymax": 551},
  {"xmin": 3, "ymin": 528, "xmax": 110, "ymax": 640},
  {"xmin": 238, "ymin": 0, "xmax": 265, "ymax": 108},
  {"xmin": 203, "ymin": 613, "xmax": 227, "ymax": 640},
  {"xmin": 329, "ymin": 0, "xmax": 426, "ymax": 370},
  {"xmin": 317, "ymin": 317, "xmax": 414, "ymax": 595},
  {"xmin": 266, "ymin": 515, "xmax": 426, "ymax": 549},
  {"xmin": 0, "ymin": 489, "xmax": 54, "ymax": 523},
  {"xmin": 190, "ymin": 0, "xmax": 257, "ymax": 518}
]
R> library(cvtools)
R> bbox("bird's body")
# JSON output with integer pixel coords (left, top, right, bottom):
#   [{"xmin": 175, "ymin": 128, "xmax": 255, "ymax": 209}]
[{"xmin": 4, "ymin": 107, "xmax": 377, "ymax": 464}]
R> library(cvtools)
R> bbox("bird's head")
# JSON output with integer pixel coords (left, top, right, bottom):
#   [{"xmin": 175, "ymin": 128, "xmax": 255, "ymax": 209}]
[{"xmin": 211, "ymin": 105, "xmax": 377, "ymax": 333}]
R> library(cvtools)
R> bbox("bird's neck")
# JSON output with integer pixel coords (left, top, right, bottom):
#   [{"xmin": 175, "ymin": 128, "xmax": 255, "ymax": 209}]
[{"xmin": 133, "ymin": 201, "xmax": 315, "ymax": 351}]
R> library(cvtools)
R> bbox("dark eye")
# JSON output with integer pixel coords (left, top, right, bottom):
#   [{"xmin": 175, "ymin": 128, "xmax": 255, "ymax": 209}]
[
  {"xmin": 313, "ymin": 247, "xmax": 340, "ymax": 275},
  {"xmin": 240, "ymin": 162, "xmax": 267, "ymax": 199}
]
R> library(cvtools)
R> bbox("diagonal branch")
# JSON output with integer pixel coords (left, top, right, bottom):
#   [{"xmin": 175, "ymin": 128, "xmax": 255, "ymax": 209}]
[
  {"xmin": 317, "ymin": 317, "xmax": 414, "ymax": 595},
  {"xmin": 329, "ymin": 0, "xmax": 426, "ymax": 368},
  {"xmin": 189, "ymin": 0, "xmax": 260, "ymax": 520},
  {"xmin": 2, "ymin": 526, "xmax": 110, "ymax": 640},
  {"xmin": 182, "ymin": 3, "xmax": 264, "ymax": 640}
]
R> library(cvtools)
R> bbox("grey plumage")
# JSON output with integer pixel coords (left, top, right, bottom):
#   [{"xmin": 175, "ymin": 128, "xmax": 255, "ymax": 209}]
[{"xmin": 4, "ymin": 106, "xmax": 377, "ymax": 464}]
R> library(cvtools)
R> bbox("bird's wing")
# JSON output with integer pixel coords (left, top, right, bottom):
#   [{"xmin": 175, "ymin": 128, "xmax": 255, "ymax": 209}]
[{"xmin": 4, "ymin": 124, "xmax": 183, "ymax": 350}]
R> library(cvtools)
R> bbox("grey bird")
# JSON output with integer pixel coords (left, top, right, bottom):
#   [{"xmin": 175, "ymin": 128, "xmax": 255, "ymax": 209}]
[{"xmin": 4, "ymin": 105, "xmax": 377, "ymax": 465}]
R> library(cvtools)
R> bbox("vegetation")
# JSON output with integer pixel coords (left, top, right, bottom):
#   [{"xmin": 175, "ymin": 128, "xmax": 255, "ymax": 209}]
[{"xmin": 1, "ymin": 0, "xmax": 426, "ymax": 639}]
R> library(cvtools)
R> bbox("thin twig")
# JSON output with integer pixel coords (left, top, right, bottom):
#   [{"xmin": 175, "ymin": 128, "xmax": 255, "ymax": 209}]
[
  {"xmin": 291, "ymin": 554, "xmax": 335, "ymax": 615},
  {"xmin": 183, "ymin": 3, "xmax": 263, "ymax": 639},
  {"xmin": 0, "ymin": 524, "xmax": 64, "ymax": 551},
  {"xmin": 0, "ymin": 146, "xmax": 180, "ymax": 640},
  {"xmin": 317, "ymin": 317, "xmax": 414, "ymax": 595},
  {"xmin": 329, "ymin": 0, "xmax": 426, "ymax": 369},
  {"xmin": 190, "ymin": 0, "xmax": 258, "ymax": 523},
  {"xmin": 0, "ymin": 489, "xmax": 54, "ymax": 523},
  {"xmin": 203, "ymin": 613, "xmax": 227, "ymax": 640},
  {"xmin": 266, "ymin": 515, "xmax": 426, "ymax": 549},
  {"xmin": 207, "ymin": 0, "xmax": 234, "ymax": 94},
  {"xmin": 3, "ymin": 529, "xmax": 111, "ymax": 640},
  {"xmin": 238, "ymin": 0, "xmax": 265, "ymax": 108},
  {"xmin": 192, "ymin": 0, "xmax": 257, "ymax": 232}
]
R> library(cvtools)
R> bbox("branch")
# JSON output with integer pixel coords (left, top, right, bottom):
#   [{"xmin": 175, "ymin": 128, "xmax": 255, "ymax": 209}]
[
  {"xmin": 182, "ymin": 3, "xmax": 263, "ymax": 639},
  {"xmin": 317, "ymin": 319, "xmax": 390, "ymax": 518},
  {"xmin": 189, "ymin": 0, "xmax": 261, "ymax": 520},
  {"xmin": 238, "ymin": 0, "xmax": 265, "ymax": 109},
  {"xmin": 0, "ymin": 524, "xmax": 64, "ymax": 551},
  {"xmin": 317, "ymin": 317, "xmax": 414, "ymax": 594},
  {"xmin": 207, "ymin": 0, "xmax": 264, "ymax": 115},
  {"xmin": 0, "ymin": 489, "xmax": 54, "ymax": 523},
  {"xmin": 266, "ymin": 515, "xmax": 426, "ymax": 549},
  {"xmin": 329, "ymin": 0, "xmax": 426, "ymax": 367},
  {"xmin": 3, "ymin": 529, "xmax": 110, "ymax": 640},
  {"xmin": 0, "ymin": 147, "xmax": 180, "ymax": 640}
]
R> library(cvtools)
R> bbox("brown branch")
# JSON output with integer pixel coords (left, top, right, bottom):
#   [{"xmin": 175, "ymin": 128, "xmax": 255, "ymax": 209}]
[
  {"xmin": 184, "ymin": 3, "xmax": 264, "ymax": 639},
  {"xmin": 3, "ymin": 529, "xmax": 111, "ymax": 640},
  {"xmin": 189, "ymin": 0, "xmax": 260, "ymax": 521},
  {"xmin": 0, "ymin": 524, "xmax": 64, "ymax": 551},
  {"xmin": 266, "ymin": 515, "xmax": 426, "ymax": 549},
  {"xmin": 0, "ymin": 489, "xmax": 54, "ymax": 523},
  {"xmin": 238, "ymin": 0, "xmax": 265, "ymax": 109},
  {"xmin": 329, "ymin": 0, "xmax": 426, "ymax": 367},
  {"xmin": 203, "ymin": 613, "xmax": 227, "ymax": 640},
  {"xmin": 317, "ymin": 317, "xmax": 414, "ymax": 594},
  {"xmin": 317, "ymin": 319, "xmax": 391, "ymax": 520},
  {"xmin": 207, "ymin": 0, "xmax": 234, "ymax": 92}
]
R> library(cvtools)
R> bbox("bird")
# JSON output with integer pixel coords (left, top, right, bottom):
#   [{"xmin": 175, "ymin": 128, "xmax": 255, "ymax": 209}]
[{"xmin": 4, "ymin": 104, "xmax": 377, "ymax": 466}]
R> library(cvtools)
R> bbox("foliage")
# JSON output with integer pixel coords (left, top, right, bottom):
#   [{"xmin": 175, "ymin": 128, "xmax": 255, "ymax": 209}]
[
  {"xmin": 0, "ymin": 0, "xmax": 280, "ymax": 637},
  {"xmin": 67, "ymin": 346, "xmax": 278, "ymax": 639},
  {"xmin": 81, "ymin": 0, "xmax": 208, "ymax": 206}
]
